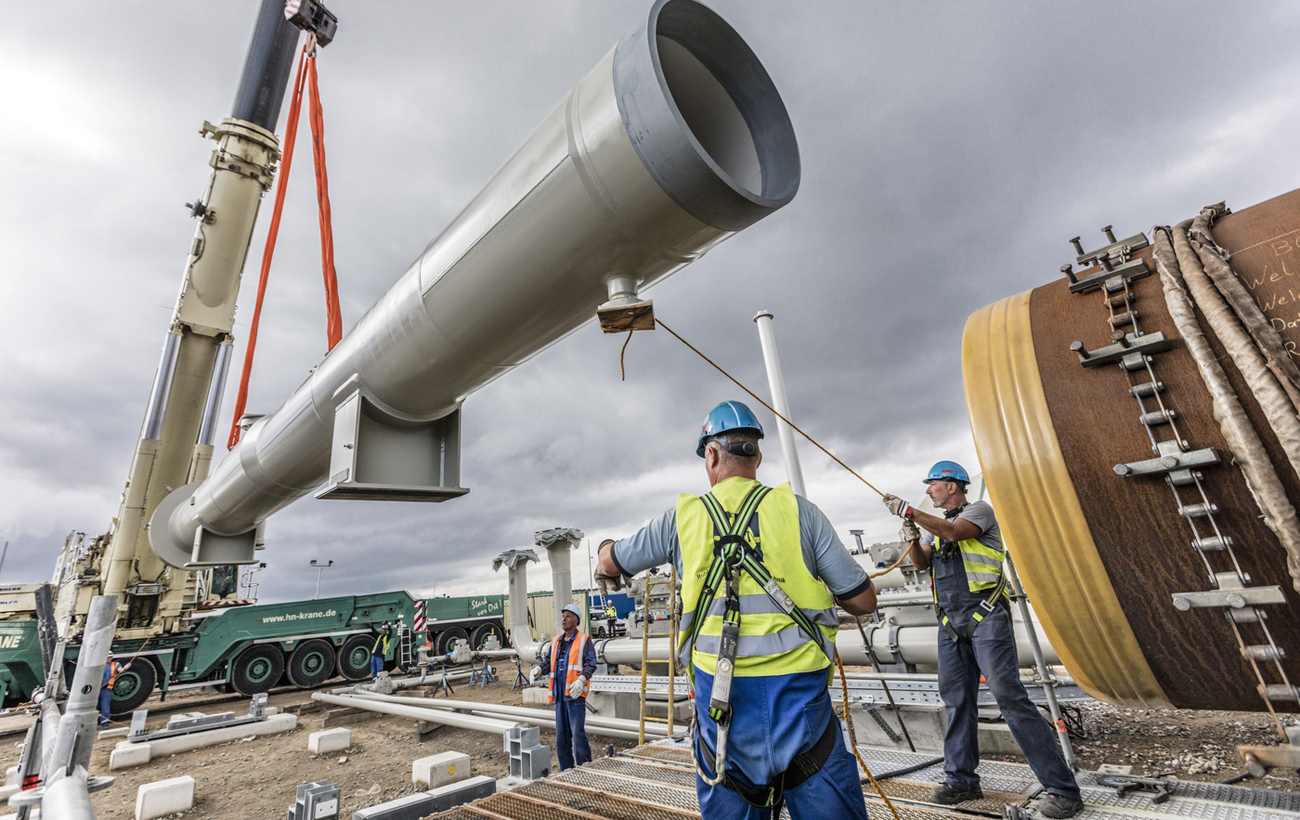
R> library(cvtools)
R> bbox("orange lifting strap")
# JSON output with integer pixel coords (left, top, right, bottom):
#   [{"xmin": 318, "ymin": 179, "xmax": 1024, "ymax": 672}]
[{"xmin": 228, "ymin": 40, "xmax": 343, "ymax": 450}]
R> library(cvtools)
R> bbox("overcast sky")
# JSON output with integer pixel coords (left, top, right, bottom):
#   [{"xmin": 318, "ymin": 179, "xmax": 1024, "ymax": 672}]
[{"xmin": 2, "ymin": 2, "xmax": 1298, "ymax": 604}]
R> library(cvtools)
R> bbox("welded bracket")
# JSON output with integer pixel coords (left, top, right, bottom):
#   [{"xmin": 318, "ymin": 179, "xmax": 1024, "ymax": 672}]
[
  {"xmin": 316, "ymin": 385, "xmax": 469, "ymax": 502},
  {"xmin": 1071, "ymin": 331, "xmax": 1171, "ymax": 368},
  {"xmin": 1113, "ymin": 440, "xmax": 1220, "ymax": 478},
  {"xmin": 1172, "ymin": 571, "xmax": 1286, "ymax": 612}
]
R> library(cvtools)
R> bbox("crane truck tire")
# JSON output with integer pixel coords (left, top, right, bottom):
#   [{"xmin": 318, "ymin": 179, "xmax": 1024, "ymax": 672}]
[
  {"xmin": 434, "ymin": 627, "xmax": 469, "ymax": 655},
  {"xmin": 470, "ymin": 622, "xmax": 505, "ymax": 650},
  {"xmin": 109, "ymin": 658, "xmax": 156, "ymax": 717},
  {"xmin": 963, "ymin": 189, "xmax": 1300, "ymax": 714},
  {"xmin": 336, "ymin": 634, "xmax": 372, "ymax": 681},
  {"xmin": 231, "ymin": 644, "xmax": 285, "ymax": 696},
  {"xmin": 286, "ymin": 639, "xmax": 336, "ymax": 688}
]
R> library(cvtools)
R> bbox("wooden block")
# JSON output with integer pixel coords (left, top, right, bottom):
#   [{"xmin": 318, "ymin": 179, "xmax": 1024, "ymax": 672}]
[
  {"xmin": 414, "ymin": 720, "xmax": 444, "ymax": 743},
  {"xmin": 283, "ymin": 700, "xmax": 325, "ymax": 715},
  {"xmin": 322, "ymin": 707, "xmax": 382, "ymax": 728},
  {"xmin": 1238, "ymin": 744, "xmax": 1300, "ymax": 777}
]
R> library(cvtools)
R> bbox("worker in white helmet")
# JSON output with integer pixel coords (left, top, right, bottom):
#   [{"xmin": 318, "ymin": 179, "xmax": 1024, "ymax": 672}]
[{"xmin": 537, "ymin": 603, "xmax": 597, "ymax": 770}]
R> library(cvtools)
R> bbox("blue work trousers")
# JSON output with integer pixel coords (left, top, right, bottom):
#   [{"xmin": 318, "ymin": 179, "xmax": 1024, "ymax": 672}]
[
  {"xmin": 98, "ymin": 688, "xmax": 113, "ymax": 726},
  {"xmin": 937, "ymin": 607, "xmax": 1079, "ymax": 799},
  {"xmin": 693, "ymin": 668, "xmax": 869, "ymax": 820},
  {"xmin": 370, "ymin": 655, "xmax": 383, "ymax": 680},
  {"xmin": 554, "ymin": 696, "xmax": 591, "ymax": 771}
]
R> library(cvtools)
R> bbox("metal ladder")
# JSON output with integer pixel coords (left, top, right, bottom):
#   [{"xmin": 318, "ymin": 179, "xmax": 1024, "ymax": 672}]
[
  {"xmin": 638, "ymin": 566, "xmax": 680, "ymax": 743},
  {"xmin": 398, "ymin": 617, "xmax": 413, "ymax": 671}
]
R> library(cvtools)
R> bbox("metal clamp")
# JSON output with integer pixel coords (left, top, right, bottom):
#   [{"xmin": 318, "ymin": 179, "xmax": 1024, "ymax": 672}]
[
  {"xmin": 1114, "ymin": 444, "xmax": 1220, "ymax": 478},
  {"xmin": 1072, "ymin": 331, "xmax": 1171, "ymax": 367},
  {"xmin": 1069, "ymin": 257, "xmax": 1151, "ymax": 294}
]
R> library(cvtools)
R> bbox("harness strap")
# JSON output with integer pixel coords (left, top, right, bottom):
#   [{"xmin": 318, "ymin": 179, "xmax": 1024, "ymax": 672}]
[{"xmin": 694, "ymin": 707, "xmax": 839, "ymax": 811}]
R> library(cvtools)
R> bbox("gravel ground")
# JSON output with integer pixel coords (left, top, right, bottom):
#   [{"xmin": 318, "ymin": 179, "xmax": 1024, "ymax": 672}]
[{"xmin": 2, "ymin": 671, "xmax": 1296, "ymax": 818}]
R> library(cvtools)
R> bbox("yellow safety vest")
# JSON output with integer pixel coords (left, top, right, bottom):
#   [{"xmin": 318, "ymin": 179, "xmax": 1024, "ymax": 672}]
[
  {"xmin": 677, "ymin": 478, "xmax": 838, "ymax": 678},
  {"xmin": 929, "ymin": 506, "xmax": 1010, "ymax": 640}
]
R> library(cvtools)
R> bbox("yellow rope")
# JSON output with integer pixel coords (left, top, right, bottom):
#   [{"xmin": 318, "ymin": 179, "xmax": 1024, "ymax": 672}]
[
  {"xmin": 653, "ymin": 318, "xmax": 886, "ymax": 498},
  {"xmin": 836, "ymin": 648, "xmax": 903, "ymax": 820}
]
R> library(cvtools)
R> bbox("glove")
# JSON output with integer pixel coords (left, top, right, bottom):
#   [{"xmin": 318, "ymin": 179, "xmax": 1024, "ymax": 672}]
[
  {"xmin": 567, "ymin": 677, "xmax": 586, "ymax": 699},
  {"xmin": 882, "ymin": 494, "xmax": 912, "ymax": 518},
  {"xmin": 593, "ymin": 568, "xmax": 628, "ymax": 594},
  {"xmin": 528, "ymin": 666, "xmax": 541, "ymax": 686},
  {"xmin": 899, "ymin": 519, "xmax": 921, "ymax": 544}
]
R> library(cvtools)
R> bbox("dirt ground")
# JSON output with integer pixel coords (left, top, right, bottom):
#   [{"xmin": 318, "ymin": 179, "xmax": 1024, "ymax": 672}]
[{"xmin": 2, "ymin": 670, "xmax": 1296, "ymax": 818}]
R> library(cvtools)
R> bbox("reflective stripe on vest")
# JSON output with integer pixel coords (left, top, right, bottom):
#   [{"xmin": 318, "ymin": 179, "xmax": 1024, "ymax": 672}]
[
  {"xmin": 677, "ymin": 478, "xmax": 836, "ymax": 678},
  {"xmin": 106, "ymin": 661, "xmax": 122, "ymax": 688},
  {"xmin": 546, "ymin": 632, "xmax": 591, "ymax": 703},
  {"xmin": 680, "ymin": 595, "xmax": 840, "ymax": 637}
]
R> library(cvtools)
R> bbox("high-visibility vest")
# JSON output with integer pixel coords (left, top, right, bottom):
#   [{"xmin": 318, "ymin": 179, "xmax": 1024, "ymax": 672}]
[
  {"xmin": 105, "ymin": 661, "xmax": 122, "ymax": 689},
  {"xmin": 677, "ymin": 478, "xmax": 838, "ymax": 678},
  {"xmin": 546, "ymin": 631, "xmax": 591, "ymax": 703},
  {"xmin": 929, "ymin": 504, "xmax": 1010, "ymax": 640}
]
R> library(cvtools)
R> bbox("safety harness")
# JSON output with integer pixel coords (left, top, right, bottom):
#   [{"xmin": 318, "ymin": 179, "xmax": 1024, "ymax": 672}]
[
  {"xmin": 684, "ymin": 485, "xmax": 836, "ymax": 812},
  {"xmin": 930, "ymin": 504, "xmax": 1009, "ymax": 644}
]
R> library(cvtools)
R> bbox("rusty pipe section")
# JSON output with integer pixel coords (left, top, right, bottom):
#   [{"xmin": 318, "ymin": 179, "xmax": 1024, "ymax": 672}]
[{"xmin": 150, "ymin": 0, "xmax": 799, "ymax": 566}]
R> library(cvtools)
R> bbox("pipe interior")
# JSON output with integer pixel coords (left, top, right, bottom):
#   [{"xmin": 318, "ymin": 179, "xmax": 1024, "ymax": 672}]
[{"xmin": 651, "ymin": 0, "xmax": 798, "ymax": 202}]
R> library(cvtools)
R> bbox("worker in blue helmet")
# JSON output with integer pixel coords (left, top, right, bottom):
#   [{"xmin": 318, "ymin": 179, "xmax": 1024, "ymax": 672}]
[
  {"xmin": 882, "ymin": 463, "xmax": 1083, "ymax": 818},
  {"xmin": 595, "ymin": 401, "xmax": 876, "ymax": 819},
  {"xmin": 536, "ymin": 603, "xmax": 596, "ymax": 770}
]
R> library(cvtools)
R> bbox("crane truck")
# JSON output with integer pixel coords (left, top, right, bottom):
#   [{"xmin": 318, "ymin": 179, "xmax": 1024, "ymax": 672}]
[{"xmin": 0, "ymin": 0, "xmax": 507, "ymax": 716}]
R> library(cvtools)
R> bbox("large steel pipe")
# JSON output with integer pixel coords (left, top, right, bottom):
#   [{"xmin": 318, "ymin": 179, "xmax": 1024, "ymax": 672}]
[
  {"xmin": 151, "ymin": 0, "xmax": 799, "ymax": 567},
  {"xmin": 963, "ymin": 188, "xmax": 1300, "ymax": 711}
]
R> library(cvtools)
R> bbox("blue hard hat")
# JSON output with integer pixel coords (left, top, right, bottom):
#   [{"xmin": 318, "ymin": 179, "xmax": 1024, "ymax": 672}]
[
  {"xmin": 924, "ymin": 460, "xmax": 970, "ymax": 485},
  {"xmin": 561, "ymin": 604, "xmax": 583, "ymax": 619},
  {"xmin": 697, "ymin": 401, "xmax": 765, "ymax": 457}
]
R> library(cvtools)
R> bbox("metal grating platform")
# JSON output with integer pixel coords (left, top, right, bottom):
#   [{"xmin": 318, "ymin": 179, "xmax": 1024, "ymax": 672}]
[{"xmin": 429, "ymin": 744, "xmax": 1300, "ymax": 820}]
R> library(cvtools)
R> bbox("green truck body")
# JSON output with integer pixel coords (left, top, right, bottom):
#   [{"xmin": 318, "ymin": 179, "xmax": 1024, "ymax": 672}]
[{"xmin": 0, "ymin": 590, "xmax": 507, "ymax": 715}]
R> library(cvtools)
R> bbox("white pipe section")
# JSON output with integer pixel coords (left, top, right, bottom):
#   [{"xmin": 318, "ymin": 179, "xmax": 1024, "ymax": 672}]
[
  {"xmin": 312, "ymin": 692, "xmax": 518, "ymax": 734},
  {"xmin": 753, "ymin": 311, "xmax": 806, "ymax": 498},
  {"xmin": 545, "ymin": 542, "xmax": 574, "ymax": 639},
  {"xmin": 500, "ymin": 553, "xmax": 541, "ymax": 662},
  {"xmin": 351, "ymin": 692, "xmax": 682, "ymax": 738},
  {"xmin": 597, "ymin": 637, "xmax": 674, "ymax": 668},
  {"xmin": 467, "ymin": 710, "xmax": 653, "ymax": 742},
  {"xmin": 835, "ymin": 621, "xmax": 1059, "ymax": 667},
  {"xmin": 150, "ymin": 0, "xmax": 801, "ymax": 566}
]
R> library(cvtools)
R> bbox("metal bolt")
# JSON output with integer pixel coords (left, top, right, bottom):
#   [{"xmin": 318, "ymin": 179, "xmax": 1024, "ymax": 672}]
[
  {"xmin": 1103, "ymin": 225, "xmax": 1116, "ymax": 243},
  {"xmin": 1227, "ymin": 593, "xmax": 1246, "ymax": 609},
  {"xmin": 1060, "ymin": 264, "xmax": 1077, "ymax": 285},
  {"xmin": 1113, "ymin": 464, "xmax": 1132, "ymax": 476},
  {"xmin": 1112, "ymin": 330, "xmax": 1130, "ymax": 348},
  {"xmin": 1180, "ymin": 439, "xmax": 1189, "ymax": 450},
  {"xmin": 1160, "ymin": 455, "xmax": 1179, "ymax": 469},
  {"xmin": 1173, "ymin": 596, "xmax": 1190, "ymax": 611},
  {"xmin": 1098, "ymin": 254, "xmax": 1114, "ymax": 272},
  {"xmin": 1070, "ymin": 340, "xmax": 1089, "ymax": 359},
  {"xmin": 1069, "ymin": 236, "xmax": 1084, "ymax": 256}
]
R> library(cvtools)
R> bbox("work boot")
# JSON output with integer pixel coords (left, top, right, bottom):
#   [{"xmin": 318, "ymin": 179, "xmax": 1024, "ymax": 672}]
[
  {"xmin": 931, "ymin": 784, "xmax": 984, "ymax": 805},
  {"xmin": 1039, "ymin": 793, "xmax": 1085, "ymax": 818}
]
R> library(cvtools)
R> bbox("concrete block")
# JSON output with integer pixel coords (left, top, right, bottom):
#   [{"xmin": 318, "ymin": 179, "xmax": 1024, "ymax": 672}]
[
  {"xmin": 111, "ymin": 742, "xmax": 154, "ymax": 770},
  {"xmin": 412, "ymin": 751, "xmax": 470, "ymax": 787},
  {"xmin": 98, "ymin": 726, "xmax": 131, "ymax": 740},
  {"xmin": 851, "ymin": 703, "xmax": 946, "ymax": 754},
  {"xmin": 349, "ymin": 779, "xmax": 497, "ymax": 820},
  {"xmin": 135, "ymin": 775, "xmax": 195, "ymax": 820},
  {"xmin": 142, "ymin": 712, "xmax": 296, "ymax": 758},
  {"xmin": 0, "ymin": 784, "xmax": 19, "ymax": 803},
  {"xmin": 520, "ymin": 686, "xmax": 548, "ymax": 706},
  {"xmin": 4, "ymin": 766, "xmax": 16, "ymax": 787},
  {"xmin": 586, "ymin": 689, "xmax": 690, "ymax": 722},
  {"xmin": 309, "ymin": 727, "xmax": 352, "ymax": 755}
]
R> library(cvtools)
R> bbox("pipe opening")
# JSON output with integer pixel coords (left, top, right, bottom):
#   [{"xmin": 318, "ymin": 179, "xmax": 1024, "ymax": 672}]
[{"xmin": 615, "ymin": 0, "xmax": 800, "ymax": 231}]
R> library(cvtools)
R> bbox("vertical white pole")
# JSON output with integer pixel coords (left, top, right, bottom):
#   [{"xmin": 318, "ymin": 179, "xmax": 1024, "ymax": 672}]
[{"xmin": 753, "ymin": 311, "xmax": 807, "ymax": 498}]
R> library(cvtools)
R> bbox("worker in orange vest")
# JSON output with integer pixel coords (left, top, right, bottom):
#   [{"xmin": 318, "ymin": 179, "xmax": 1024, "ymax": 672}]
[
  {"xmin": 99, "ymin": 652, "xmax": 123, "ymax": 728},
  {"xmin": 537, "ymin": 604, "xmax": 596, "ymax": 770}
]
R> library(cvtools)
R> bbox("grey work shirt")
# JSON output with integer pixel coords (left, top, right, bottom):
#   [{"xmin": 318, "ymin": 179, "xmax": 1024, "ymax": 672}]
[
  {"xmin": 922, "ymin": 500, "xmax": 1006, "ymax": 629},
  {"xmin": 610, "ymin": 492, "xmax": 872, "ymax": 601}
]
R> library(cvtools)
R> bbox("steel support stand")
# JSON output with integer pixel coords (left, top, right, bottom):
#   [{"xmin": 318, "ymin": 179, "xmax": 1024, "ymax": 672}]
[{"xmin": 1004, "ymin": 552, "xmax": 1075, "ymax": 768}]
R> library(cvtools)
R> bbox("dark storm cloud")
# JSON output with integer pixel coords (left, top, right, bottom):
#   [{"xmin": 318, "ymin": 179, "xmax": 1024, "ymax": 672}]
[{"xmin": 2, "ymin": 2, "xmax": 1298, "ymax": 603}]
